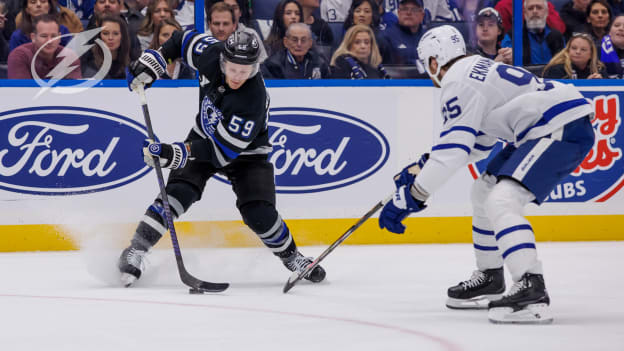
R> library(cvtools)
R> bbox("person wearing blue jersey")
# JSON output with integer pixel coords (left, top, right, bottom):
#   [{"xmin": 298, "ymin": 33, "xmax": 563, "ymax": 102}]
[
  {"xmin": 378, "ymin": 25, "xmax": 595, "ymax": 324},
  {"xmin": 119, "ymin": 30, "xmax": 326, "ymax": 287}
]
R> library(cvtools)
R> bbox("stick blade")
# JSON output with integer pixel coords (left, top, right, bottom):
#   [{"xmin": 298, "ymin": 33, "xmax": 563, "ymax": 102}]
[{"xmin": 283, "ymin": 271, "xmax": 302, "ymax": 293}]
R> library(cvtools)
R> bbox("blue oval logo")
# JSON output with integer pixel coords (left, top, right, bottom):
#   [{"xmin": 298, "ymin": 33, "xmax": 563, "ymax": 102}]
[
  {"xmin": 268, "ymin": 107, "xmax": 389, "ymax": 193},
  {"xmin": 0, "ymin": 106, "xmax": 152, "ymax": 195}
]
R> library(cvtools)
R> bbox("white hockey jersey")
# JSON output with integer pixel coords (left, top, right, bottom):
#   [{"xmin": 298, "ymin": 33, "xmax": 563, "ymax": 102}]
[{"xmin": 416, "ymin": 55, "xmax": 593, "ymax": 196}]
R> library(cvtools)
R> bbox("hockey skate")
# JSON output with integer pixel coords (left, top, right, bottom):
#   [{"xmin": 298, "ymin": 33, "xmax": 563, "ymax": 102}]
[
  {"xmin": 446, "ymin": 267, "xmax": 505, "ymax": 309},
  {"xmin": 488, "ymin": 273, "xmax": 553, "ymax": 324},
  {"xmin": 281, "ymin": 251, "xmax": 326, "ymax": 283},
  {"xmin": 118, "ymin": 244, "xmax": 150, "ymax": 287}
]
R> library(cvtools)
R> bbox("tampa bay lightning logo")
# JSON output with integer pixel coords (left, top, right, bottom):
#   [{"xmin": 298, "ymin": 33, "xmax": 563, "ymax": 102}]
[
  {"xmin": 0, "ymin": 106, "xmax": 152, "ymax": 195},
  {"xmin": 149, "ymin": 144, "xmax": 161, "ymax": 154},
  {"xmin": 469, "ymin": 91, "xmax": 624, "ymax": 202},
  {"xmin": 200, "ymin": 96, "xmax": 224, "ymax": 136}
]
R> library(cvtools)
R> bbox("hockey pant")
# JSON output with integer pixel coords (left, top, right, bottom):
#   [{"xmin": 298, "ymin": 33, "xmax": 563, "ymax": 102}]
[
  {"xmin": 130, "ymin": 154, "xmax": 297, "ymax": 258},
  {"xmin": 471, "ymin": 116, "xmax": 595, "ymax": 282}
]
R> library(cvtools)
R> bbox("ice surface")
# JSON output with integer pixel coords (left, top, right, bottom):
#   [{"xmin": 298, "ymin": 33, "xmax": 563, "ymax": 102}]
[{"xmin": 1, "ymin": 242, "xmax": 623, "ymax": 351}]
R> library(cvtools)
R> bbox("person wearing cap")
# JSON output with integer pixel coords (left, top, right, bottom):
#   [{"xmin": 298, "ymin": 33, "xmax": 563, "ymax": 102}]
[
  {"xmin": 381, "ymin": 0, "xmax": 426, "ymax": 65},
  {"xmin": 120, "ymin": 30, "xmax": 327, "ymax": 288},
  {"xmin": 470, "ymin": 7, "xmax": 513, "ymax": 64}
]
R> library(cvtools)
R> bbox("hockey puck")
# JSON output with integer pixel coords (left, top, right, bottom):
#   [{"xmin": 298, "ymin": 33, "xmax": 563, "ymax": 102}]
[{"xmin": 189, "ymin": 288, "xmax": 204, "ymax": 294}]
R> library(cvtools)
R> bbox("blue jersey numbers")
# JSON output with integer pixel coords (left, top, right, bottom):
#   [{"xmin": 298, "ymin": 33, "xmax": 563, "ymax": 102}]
[
  {"xmin": 442, "ymin": 96, "xmax": 462, "ymax": 123},
  {"xmin": 496, "ymin": 64, "xmax": 554, "ymax": 91}
]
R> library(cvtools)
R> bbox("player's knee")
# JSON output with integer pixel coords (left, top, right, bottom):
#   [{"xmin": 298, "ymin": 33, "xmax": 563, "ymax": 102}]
[
  {"xmin": 162, "ymin": 181, "xmax": 201, "ymax": 217},
  {"xmin": 239, "ymin": 200, "xmax": 279, "ymax": 234},
  {"xmin": 471, "ymin": 173, "xmax": 497, "ymax": 207},
  {"xmin": 484, "ymin": 179, "xmax": 533, "ymax": 221}
]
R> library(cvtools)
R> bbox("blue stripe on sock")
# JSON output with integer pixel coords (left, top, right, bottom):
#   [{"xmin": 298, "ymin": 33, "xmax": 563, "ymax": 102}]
[
  {"xmin": 264, "ymin": 223, "xmax": 289, "ymax": 245},
  {"xmin": 474, "ymin": 243, "xmax": 499, "ymax": 251},
  {"xmin": 495, "ymin": 224, "xmax": 533, "ymax": 240},
  {"xmin": 473, "ymin": 226, "xmax": 495, "ymax": 235},
  {"xmin": 502, "ymin": 243, "xmax": 536, "ymax": 258}
]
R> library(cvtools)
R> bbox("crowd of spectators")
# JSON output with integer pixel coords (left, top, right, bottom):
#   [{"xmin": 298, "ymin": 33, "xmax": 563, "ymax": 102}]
[{"xmin": 2, "ymin": 0, "xmax": 624, "ymax": 79}]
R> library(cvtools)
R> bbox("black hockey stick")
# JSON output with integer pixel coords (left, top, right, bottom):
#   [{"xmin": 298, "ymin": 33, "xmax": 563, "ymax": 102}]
[
  {"xmin": 135, "ymin": 85, "xmax": 229, "ymax": 293},
  {"xmin": 282, "ymin": 193, "xmax": 394, "ymax": 293}
]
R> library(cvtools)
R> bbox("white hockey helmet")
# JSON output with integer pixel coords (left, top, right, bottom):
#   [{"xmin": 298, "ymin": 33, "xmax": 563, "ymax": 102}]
[{"xmin": 417, "ymin": 25, "xmax": 466, "ymax": 85}]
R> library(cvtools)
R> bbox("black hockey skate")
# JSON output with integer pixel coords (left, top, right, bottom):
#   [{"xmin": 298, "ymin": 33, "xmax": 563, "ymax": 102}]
[
  {"xmin": 446, "ymin": 267, "xmax": 505, "ymax": 310},
  {"xmin": 488, "ymin": 273, "xmax": 553, "ymax": 324},
  {"xmin": 118, "ymin": 244, "xmax": 149, "ymax": 287},
  {"xmin": 282, "ymin": 251, "xmax": 326, "ymax": 283}
]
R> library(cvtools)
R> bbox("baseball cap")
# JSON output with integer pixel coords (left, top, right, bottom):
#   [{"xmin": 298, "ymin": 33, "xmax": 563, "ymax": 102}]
[
  {"xmin": 475, "ymin": 7, "xmax": 502, "ymax": 26},
  {"xmin": 399, "ymin": 0, "xmax": 424, "ymax": 8}
]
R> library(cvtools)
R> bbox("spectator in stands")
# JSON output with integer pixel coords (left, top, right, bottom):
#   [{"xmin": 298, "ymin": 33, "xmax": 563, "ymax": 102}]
[
  {"xmin": 501, "ymin": 0, "xmax": 565, "ymax": 64},
  {"xmin": 470, "ymin": 7, "xmax": 513, "ymax": 64},
  {"xmin": 575, "ymin": 0, "xmax": 612, "ymax": 48},
  {"xmin": 15, "ymin": 0, "xmax": 83, "ymax": 33},
  {"xmin": 608, "ymin": 0, "xmax": 624, "ymax": 15},
  {"xmin": 543, "ymin": 31, "xmax": 605, "ymax": 77},
  {"xmin": 265, "ymin": 0, "xmax": 303, "ymax": 55},
  {"xmin": 1, "ymin": 0, "xmax": 9, "ymax": 63},
  {"xmin": 600, "ymin": 14, "xmax": 624, "ymax": 77},
  {"xmin": 208, "ymin": 0, "xmax": 267, "ymax": 62},
  {"xmin": 424, "ymin": 0, "xmax": 463, "ymax": 22},
  {"xmin": 80, "ymin": 15, "xmax": 129, "ymax": 78},
  {"xmin": 457, "ymin": 0, "xmax": 494, "ymax": 25},
  {"xmin": 330, "ymin": 24, "xmax": 390, "ymax": 78},
  {"xmin": 7, "ymin": 13, "xmax": 81, "ymax": 78},
  {"xmin": 205, "ymin": 2, "xmax": 235, "ymax": 40},
  {"xmin": 10, "ymin": 0, "xmax": 78, "ymax": 51},
  {"xmin": 206, "ymin": 0, "xmax": 250, "ymax": 25},
  {"xmin": 56, "ymin": 0, "xmax": 94, "ymax": 20},
  {"xmin": 382, "ymin": 0, "xmax": 426, "ymax": 65},
  {"xmin": 87, "ymin": 0, "xmax": 141, "ymax": 59},
  {"xmin": 297, "ymin": 0, "xmax": 333, "ymax": 47},
  {"xmin": 560, "ymin": 0, "xmax": 590, "ymax": 39},
  {"xmin": 136, "ymin": 0, "xmax": 172, "ymax": 50},
  {"xmin": 121, "ymin": 0, "xmax": 145, "ymax": 34},
  {"xmin": 344, "ymin": 0, "xmax": 391, "ymax": 62},
  {"xmin": 495, "ymin": 0, "xmax": 566, "ymax": 35},
  {"xmin": 147, "ymin": 17, "xmax": 194, "ymax": 78},
  {"xmin": 321, "ymin": 0, "xmax": 351, "ymax": 22},
  {"xmin": 374, "ymin": 0, "xmax": 398, "ymax": 28},
  {"xmin": 174, "ymin": 0, "xmax": 193, "ymax": 29},
  {"xmin": 261, "ymin": 22, "xmax": 329, "ymax": 78}
]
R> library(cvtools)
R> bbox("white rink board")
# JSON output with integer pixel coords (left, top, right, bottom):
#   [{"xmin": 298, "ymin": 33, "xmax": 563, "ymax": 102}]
[{"xmin": 0, "ymin": 85, "xmax": 622, "ymax": 227}]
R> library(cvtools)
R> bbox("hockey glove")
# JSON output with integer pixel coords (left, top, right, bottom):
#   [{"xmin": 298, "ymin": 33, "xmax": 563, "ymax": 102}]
[
  {"xmin": 393, "ymin": 153, "xmax": 429, "ymax": 188},
  {"xmin": 142, "ymin": 140, "xmax": 188, "ymax": 169},
  {"xmin": 126, "ymin": 49, "xmax": 166, "ymax": 91},
  {"xmin": 379, "ymin": 185, "xmax": 426, "ymax": 234}
]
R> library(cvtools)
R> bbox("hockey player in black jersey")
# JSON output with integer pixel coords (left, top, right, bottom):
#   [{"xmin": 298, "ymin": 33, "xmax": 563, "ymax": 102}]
[{"xmin": 119, "ymin": 30, "xmax": 326, "ymax": 287}]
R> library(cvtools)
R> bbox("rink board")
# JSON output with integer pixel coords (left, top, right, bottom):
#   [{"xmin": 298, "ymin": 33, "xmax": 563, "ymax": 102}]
[{"xmin": 0, "ymin": 83, "xmax": 623, "ymax": 251}]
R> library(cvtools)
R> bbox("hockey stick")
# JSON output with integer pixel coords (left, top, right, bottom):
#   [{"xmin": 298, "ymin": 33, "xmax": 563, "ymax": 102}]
[
  {"xmin": 135, "ymin": 85, "xmax": 229, "ymax": 293},
  {"xmin": 282, "ymin": 193, "xmax": 394, "ymax": 293}
]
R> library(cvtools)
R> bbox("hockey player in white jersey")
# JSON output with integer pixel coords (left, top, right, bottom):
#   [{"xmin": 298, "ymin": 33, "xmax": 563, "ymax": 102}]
[{"xmin": 378, "ymin": 25, "xmax": 595, "ymax": 324}]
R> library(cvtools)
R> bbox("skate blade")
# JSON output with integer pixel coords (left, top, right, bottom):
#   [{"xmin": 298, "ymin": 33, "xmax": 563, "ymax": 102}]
[
  {"xmin": 121, "ymin": 273, "xmax": 138, "ymax": 287},
  {"xmin": 488, "ymin": 303, "xmax": 554, "ymax": 324},
  {"xmin": 446, "ymin": 294, "xmax": 502, "ymax": 310}
]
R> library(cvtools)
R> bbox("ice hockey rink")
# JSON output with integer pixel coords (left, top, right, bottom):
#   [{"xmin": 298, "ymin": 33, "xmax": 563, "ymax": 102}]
[{"xmin": 1, "ymin": 241, "xmax": 622, "ymax": 351}]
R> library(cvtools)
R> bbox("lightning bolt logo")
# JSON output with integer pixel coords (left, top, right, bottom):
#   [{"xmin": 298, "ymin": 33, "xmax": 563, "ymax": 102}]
[{"xmin": 32, "ymin": 27, "xmax": 112, "ymax": 99}]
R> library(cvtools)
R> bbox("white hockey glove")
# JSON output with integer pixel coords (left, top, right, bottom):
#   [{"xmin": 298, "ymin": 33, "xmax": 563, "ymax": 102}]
[
  {"xmin": 126, "ymin": 49, "xmax": 166, "ymax": 91},
  {"xmin": 142, "ymin": 140, "xmax": 189, "ymax": 169}
]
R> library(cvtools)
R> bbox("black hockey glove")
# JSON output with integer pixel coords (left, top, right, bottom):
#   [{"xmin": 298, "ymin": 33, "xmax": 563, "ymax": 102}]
[
  {"xmin": 126, "ymin": 49, "xmax": 166, "ymax": 91},
  {"xmin": 393, "ymin": 153, "xmax": 429, "ymax": 188},
  {"xmin": 142, "ymin": 140, "xmax": 189, "ymax": 169}
]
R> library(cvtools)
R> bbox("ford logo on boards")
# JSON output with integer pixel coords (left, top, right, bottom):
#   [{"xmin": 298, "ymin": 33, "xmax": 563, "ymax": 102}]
[
  {"xmin": 0, "ymin": 106, "xmax": 152, "ymax": 195},
  {"xmin": 268, "ymin": 107, "xmax": 389, "ymax": 193}
]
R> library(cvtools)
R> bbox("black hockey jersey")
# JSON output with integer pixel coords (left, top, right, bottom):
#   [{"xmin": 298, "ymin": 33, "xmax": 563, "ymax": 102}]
[{"xmin": 160, "ymin": 31, "xmax": 272, "ymax": 168}]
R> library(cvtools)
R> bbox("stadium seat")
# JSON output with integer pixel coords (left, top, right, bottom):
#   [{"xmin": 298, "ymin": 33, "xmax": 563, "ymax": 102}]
[
  {"xmin": 0, "ymin": 64, "xmax": 7, "ymax": 79},
  {"xmin": 524, "ymin": 64, "xmax": 546, "ymax": 77},
  {"xmin": 252, "ymin": 0, "xmax": 281, "ymax": 19},
  {"xmin": 383, "ymin": 65, "xmax": 429, "ymax": 79}
]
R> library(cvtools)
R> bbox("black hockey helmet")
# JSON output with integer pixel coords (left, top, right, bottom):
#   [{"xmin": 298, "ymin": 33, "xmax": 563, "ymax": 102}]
[{"xmin": 222, "ymin": 31, "xmax": 260, "ymax": 65}]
